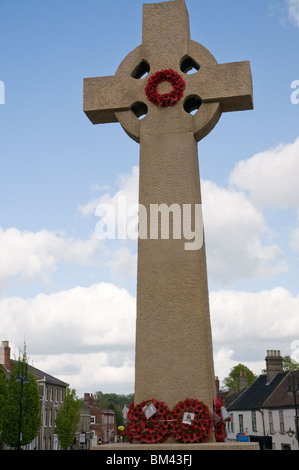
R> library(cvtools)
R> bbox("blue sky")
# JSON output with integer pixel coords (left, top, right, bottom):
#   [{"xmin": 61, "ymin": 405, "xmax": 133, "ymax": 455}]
[{"xmin": 1, "ymin": 0, "xmax": 299, "ymax": 397}]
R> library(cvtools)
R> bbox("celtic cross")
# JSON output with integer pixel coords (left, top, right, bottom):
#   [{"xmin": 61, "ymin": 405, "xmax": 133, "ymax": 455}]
[{"xmin": 83, "ymin": 0, "xmax": 253, "ymax": 434}]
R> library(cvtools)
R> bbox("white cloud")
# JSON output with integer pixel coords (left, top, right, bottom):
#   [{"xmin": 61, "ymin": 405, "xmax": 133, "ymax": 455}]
[
  {"xmin": 229, "ymin": 137, "xmax": 299, "ymax": 210},
  {"xmin": 229, "ymin": 136, "xmax": 299, "ymax": 258},
  {"xmin": 210, "ymin": 287, "xmax": 299, "ymax": 344},
  {"xmin": 78, "ymin": 166, "xmax": 139, "ymax": 219},
  {"xmin": 0, "ymin": 227, "xmax": 102, "ymax": 289},
  {"xmin": 0, "ymin": 282, "xmax": 136, "ymax": 396},
  {"xmin": 202, "ymin": 180, "xmax": 287, "ymax": 285},
  {"xmin": 210, "ymin": 287, "xmax": 299, "ymax": 384},
  {"xmin": 79, "ymin": 164, "xmax": 287, "ymax": 287},
  {"xmin": 106, "ymin": 246, "xmax": 137, "ymax": 283},
  {"xmin": 287, "ymin": 0, "xmax": 299, "ymax": 26}
]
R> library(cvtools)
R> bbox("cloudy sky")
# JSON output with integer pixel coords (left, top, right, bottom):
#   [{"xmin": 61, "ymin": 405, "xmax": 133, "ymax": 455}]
[{"xmin": 1, "ymin": 0, "xmax": 299, "ymax": 398}]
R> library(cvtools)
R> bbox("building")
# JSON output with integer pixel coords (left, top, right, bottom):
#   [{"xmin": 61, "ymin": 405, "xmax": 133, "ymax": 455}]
[
  {"xmin": 0, "ymin": 340, "xmax": 68, "ymax": 450},
  {"xmin": 225, "ymin": 350, "xmax": 299, "ymax": 450},
  {"xmin": 72, "ymin": 411, "xmax": 92, "ymax": 450},
  {"xmin": 82, "ymin": 393, "xmax": 117, "ymax": 447}
]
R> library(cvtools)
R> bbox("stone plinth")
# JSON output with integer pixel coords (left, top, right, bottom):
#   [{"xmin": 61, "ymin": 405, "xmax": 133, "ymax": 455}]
[{"xmin": 91, "ymin": 442, "xmax": 259, "ymax": 451}]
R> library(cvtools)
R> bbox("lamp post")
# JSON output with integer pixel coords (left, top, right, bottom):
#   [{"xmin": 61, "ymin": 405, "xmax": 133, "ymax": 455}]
[
  {"xmin": 286, "ymin": 373, "xmax": 299, "ymax": 448},
  {"xmin": 14, "ymin": 361, "xmax": 30, "ymax": 450}
]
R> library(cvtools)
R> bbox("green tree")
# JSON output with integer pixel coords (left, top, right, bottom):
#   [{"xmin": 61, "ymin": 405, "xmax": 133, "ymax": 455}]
[
  {"xmin": 1, "ymin": 357, "xmax": 41, "ymax": 449},
  {"xmin": 55, "ymin": 386, "xmax": 80, "ymax": 449},
  {"xmin": 222, "ymin": 363, "xmax": 257, "ymax": 392},
  {"xmin": 96, "ymin": 391, "xmax": 134, "ymax": 428},
  {"xmin": 0, "ymin": 367, "xmax": 8, "ymax": 448},
  {"xmin": 283, "ymin": 355, "xmax": 299, "ymax": 371}
]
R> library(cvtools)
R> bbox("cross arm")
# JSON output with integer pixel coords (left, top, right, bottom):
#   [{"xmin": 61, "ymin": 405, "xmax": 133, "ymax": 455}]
[
  {"xmin": 83, "ymin": 75, "xmax": 144, "ymax": 125},
  {"xmin": 188, "ymin": 60, "xmax": 253, "ymax": 112}
]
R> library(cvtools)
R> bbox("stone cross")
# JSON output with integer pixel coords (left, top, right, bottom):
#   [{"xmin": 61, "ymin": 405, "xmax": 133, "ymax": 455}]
[{"xmin": 84, "ymin": 0, "xmax": 253, "ymax": 428}]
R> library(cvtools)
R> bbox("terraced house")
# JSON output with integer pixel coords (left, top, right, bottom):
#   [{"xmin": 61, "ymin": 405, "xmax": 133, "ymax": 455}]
[{"xmin": 0, "ymin": 340, "xmax": 68, "ymax": 450}]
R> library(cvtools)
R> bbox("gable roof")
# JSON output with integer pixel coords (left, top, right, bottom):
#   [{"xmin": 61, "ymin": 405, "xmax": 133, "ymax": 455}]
[
  {"xmin": 27, "ymin": 362, "xmax": 68, "ymax": 388},
  {"xmin": 9, "ymin": 359, "xmax": 68, "ymax": 388},
  {"xmin": 262, "ymin": 370, "xmax": 299, "ymax": 409},
  {"xmin": 227, "ymin": 372, "xmax": 288, "ymax": 411}
]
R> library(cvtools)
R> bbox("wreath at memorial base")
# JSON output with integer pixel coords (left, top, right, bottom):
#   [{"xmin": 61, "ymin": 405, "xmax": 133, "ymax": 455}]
[
  {"xmin": 126, "ymin": 398, "xmax": 172, "ymax": 444},
  {"xmin": 213, "ymin": 398, "xmax": 230, "ymax": 442},
  {"xmin": 171, "ymin": 399, "xmax": 213, "ymax": 443},
  {"xmin": 145, "ymin": 69, "xmax": 185, "ymax": 107}
]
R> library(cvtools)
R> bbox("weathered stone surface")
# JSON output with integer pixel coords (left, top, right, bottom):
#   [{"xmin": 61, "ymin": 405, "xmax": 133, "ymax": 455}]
[{"xmin": 84, "ymin": 0, "xmax": 253, "ymax": 447}]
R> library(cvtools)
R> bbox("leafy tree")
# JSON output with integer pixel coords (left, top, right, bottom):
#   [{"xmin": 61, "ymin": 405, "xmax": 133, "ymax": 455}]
[
  {"xmin": 55, "ymin": 386, "xmax": 80, "ymax": 449},
  {"xmin": 1, "ymin": 357, "xmax": 41, "ymax": 449},
  {"xmin": 96, "ymin": 391, "xmax": 134, "ymax": 427},
  {"xmin": 0, "ymin": 367, "xmax": 8, "ymax": 448},
  {"xmin": 222, "ymin": 363, "xmax": 257, "ymax": 392},
  {"xmin": 283, "ymin": 355, "xmax": 299, "ymax": 371}
]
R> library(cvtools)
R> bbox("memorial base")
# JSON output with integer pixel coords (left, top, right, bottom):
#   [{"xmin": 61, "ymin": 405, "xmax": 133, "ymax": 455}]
[{"xmin": 91, "ymin": 442, "xmax": 259, "ymax": 451}]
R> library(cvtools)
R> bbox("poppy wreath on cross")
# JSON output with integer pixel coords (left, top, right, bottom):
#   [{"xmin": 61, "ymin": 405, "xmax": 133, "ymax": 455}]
[
  {"xmin": 171, "ymin": 398, "xmax": 213, "ymax": 443},
  {"xmin": 126, "ymin": 399, "xmax": 172, "ymax": 444},
  {"xmin": 145, "ymin": 69, "xmax": 185, "ymax": 107}
]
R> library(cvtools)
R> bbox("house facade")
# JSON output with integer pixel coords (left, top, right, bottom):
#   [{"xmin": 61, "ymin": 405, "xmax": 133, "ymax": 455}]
[{"xmin": 225, "ymin": 350, "xmax": 299, "ymax": 450}]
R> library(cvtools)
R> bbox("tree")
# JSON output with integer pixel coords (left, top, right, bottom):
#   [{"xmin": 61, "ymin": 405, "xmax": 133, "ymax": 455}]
[
  {"xmin": 1, "ymin": 357, "xmax": 41, "ymax": 449},
  {"xmin": 222, "ymin": 363, "xmax": 257, "ymax": 392},
  {"xmin": 96, "ymin": 391, "xmax": 134, "ymax": 428},
  {"xmin": 283, "ymin": 355, "xmax": 299, "ymax": 371},
  {"xmin": 55, "ymin": 386, "xmax": 80, "ymax": 449},
  {"xmin": 0, "ymin": 368, "xmax": 7, "ymax": 448}
]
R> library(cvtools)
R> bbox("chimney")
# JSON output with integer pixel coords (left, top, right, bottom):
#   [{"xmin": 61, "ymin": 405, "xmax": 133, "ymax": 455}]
[
  {"xmin": 0, "ymin": 341, "xmax": 11, "ymax": 370},
  {"xmin": 84, "ymin": 393, "xmax": 99, "ymax": 408},
  {"xmin": 238, "ymin": 370, "xmax": 248, "ymax": 391},
  {"xmin": 265, "ymin": 350, "xmax": 283, "ymax": 383}
]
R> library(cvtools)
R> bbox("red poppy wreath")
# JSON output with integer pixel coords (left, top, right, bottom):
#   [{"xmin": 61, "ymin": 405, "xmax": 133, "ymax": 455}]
[
  {"xmin": 213, "ymin": 398, "xmax": 230, "ymax": 442},
  {"xmin": 171, "ymin": 399, "xmax": 213, "ymax": 443},
  {"xmin": 126, "ymin": 399, "xmax": 172, "ymax": 444},
  {"xmin": 145, "ymin": 69, "xmax": 185, "ymax": 107}
]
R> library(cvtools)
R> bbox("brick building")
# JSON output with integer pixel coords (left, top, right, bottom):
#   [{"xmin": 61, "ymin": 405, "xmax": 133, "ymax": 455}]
[
  {"xmin": 82, "ymin": 393, "xmax": 117, "ymax": 446},
  {"xmin": 0, "ymin": 340, "xmax": 68, "ymax": 450}
]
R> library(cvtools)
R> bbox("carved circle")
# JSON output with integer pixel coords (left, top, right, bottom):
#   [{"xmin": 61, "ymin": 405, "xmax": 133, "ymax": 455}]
[
  {"xmin": 145, "ymin": 69, "xmax": 185, "ymax": 107},
  {"xmin": 115, "ymin": 43, "xmax": 222, "ymax": 143}
]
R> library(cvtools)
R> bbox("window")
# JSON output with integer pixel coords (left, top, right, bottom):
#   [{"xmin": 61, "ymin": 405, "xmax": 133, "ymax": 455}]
[
  {"xmin": 90, "ymin": 415, "xmax": 95, "ymax": 424},
  {"xmin": 239, "ymin": 414, "xmax": 244, "ymax": 433},
  {"xmin": 279, "ymin": 410, "xmax": 285, "ymax": 434},
  {"xmin": 55, "ymin": 388, "xmax": 58, "ymax": 402},
  {"xmin": 269, "ymin": 411, "xmax": 274, "ymax": 435},
  {"xmin": 251, "ymin": 410, "xmax": 257, "ymax": 432},
  {"xmin": 229, "ymin": 413, "xmax": 234, "ymax": 433},
  {"xmin": 49, "ymin": 409, "xmax": 52, "ymax": 427}
]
